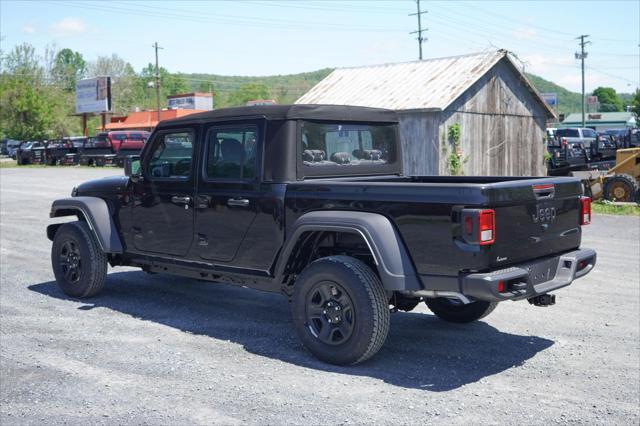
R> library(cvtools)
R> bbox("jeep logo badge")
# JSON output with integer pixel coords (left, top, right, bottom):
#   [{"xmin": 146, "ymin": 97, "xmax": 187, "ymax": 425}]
[{"xmin": 532, "ymin": 206, "xmax": 556, "ymax": 228}]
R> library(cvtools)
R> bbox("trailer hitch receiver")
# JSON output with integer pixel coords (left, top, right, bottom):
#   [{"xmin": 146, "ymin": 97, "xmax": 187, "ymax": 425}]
[{"xmin": 528, "ymin": 294, "xmax": 556, "ymax": 307}]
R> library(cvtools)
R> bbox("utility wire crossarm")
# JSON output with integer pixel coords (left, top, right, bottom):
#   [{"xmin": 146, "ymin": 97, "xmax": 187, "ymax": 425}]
[{"xmin": 409, "ymin": 0, "xmax": 428, "ymax": 60}]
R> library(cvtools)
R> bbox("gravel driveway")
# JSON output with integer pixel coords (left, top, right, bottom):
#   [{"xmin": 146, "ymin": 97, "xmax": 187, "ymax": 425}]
[{"xmin": 1, "ymin": 167, "xmax": 639, "ymax": 425}]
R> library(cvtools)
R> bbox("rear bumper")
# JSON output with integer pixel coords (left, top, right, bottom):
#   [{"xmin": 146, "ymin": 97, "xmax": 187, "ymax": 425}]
[{"xmin": 461, "ymin": 248, "xmax": 596, "ymax": 302}]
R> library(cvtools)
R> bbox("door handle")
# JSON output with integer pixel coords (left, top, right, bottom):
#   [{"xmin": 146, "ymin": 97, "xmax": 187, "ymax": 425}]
[
  {"xmin": 171, "ymin": 195, "xmax": 191, "ymax": 205},
  {"xmin": 227, "ymin": 198, "xmax": 250, "ymax": 207}
]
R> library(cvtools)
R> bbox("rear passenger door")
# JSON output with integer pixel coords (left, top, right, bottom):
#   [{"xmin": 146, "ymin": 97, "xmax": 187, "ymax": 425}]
[{"xmin": 194, "ymin": 122, "xmax": 261, "ymax": 263}]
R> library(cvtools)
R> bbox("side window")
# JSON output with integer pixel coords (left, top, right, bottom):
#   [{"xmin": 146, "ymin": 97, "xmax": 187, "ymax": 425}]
[
  {"xmin": 206, "ymin": 126, "xmax": 258, "ymax": 179},
  {"xmin": 147, "ymin": 131, "xmax": 193, "ymax": 179}
]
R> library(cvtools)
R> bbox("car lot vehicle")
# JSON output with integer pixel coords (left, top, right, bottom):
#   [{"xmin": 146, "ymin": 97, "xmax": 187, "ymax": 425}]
[
  {"xmin": 47, "ymin": 105, "xmax": 597, "ymax": 365},
  {"xmin": 6, "ymin": 139, "xmax": 23, "ymax": 159},
  {"xmin": 555, "ymin": 127, "xmax": 597, "ymax": 149},
  {"xmin": 546, "ymin": 137, "xmax": 589, "ymax": 175},
  {"xmin": 574, "ymin": 147, "xmax": 640, "ymax": 202},
  {"xmin": 79, "ymin": 131, "xmax": 149, "ymax": 167},
  {"xmin": 46, "ymin": 136, "xmax": 86, "ymax": 165},
  {"xmin": 16, "ymin": 141, "xmax": 47, "ymax": 165}
]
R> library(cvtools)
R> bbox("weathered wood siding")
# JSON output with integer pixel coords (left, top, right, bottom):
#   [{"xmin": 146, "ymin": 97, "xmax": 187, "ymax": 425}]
[
  {"xmin": 398, "ymin": 112, "xmax": 440, "ymax": 175},
  {"xmin": 439, "ymin": 60, "xmax": 548, "ymax": 176}
]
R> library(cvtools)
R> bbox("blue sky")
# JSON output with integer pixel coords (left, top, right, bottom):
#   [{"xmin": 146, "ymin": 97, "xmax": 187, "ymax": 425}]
[{"xmin": 1, "ymin": 0, "xmax": 638, "ymax": 93}]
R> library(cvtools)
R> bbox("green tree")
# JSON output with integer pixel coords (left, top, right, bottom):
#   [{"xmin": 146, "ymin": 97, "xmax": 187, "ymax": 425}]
[
  {"xmin": 139, "ymin": 64, "xmax": 190, "ymax": 109},
  {"xmin": 225, "ymin": 83, "xmax": 271, "ymax": 107},
  {"xmin": 0, "ymin": 43, "xmax": 56, "ymax": 140},
  {"xmin": 197, "ymin": 80, "xmax": 214, "ymax": 94},
  {"xmin": 88, "ymin": 54, "xmax": 142, "ymax": 115},
  {"xmin": 631, "ymin": 89, "xmax": 640, "ymax": 116},
  {"xmin": 52, "ymin": 48, "xmax": 86, "ymax": 91},
  {"xmin": 593, "ymin": 86, "xmax": 623, "ymax": 112}
]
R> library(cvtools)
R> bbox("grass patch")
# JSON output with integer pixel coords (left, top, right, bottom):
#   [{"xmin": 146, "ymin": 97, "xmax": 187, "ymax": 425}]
[
  {"xmin": 0, "ymin": 161, "xmax": 48, "ymax": 169},
  {"xmin": 0, "ymin": 161, "xmax": 107, "ymax": 170},
  {"xmin": 592, "ymin": 201, "xmax": 640, "ymax": 216}
]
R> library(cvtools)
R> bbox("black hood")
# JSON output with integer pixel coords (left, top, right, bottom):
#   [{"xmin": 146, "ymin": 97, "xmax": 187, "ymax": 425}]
[{"xmin": 75, "ymin": 175, "xmax": 129, "ymax": 195}]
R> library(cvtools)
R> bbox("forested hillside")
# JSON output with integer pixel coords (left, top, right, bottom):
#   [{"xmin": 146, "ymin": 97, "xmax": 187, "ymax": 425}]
[{"xmin": 1, "ymin": 42, "xmax": 634, "ymax": 141}]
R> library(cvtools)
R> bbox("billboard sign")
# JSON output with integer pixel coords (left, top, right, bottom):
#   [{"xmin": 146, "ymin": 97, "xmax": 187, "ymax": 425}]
[
  {"xmin": 540, "ymin": 92, "xmax": 557, "ymax": 107},
  {"xmin": 75, "ymin": 77, "xmax": 111, "ymax": 114},
  {"xmin": 587, "ymin": 96, "xmax": 598, "ymax": 105},
  {"xmin": 168, "ymin": 96, "xmax": 196, "ymax": 109}
]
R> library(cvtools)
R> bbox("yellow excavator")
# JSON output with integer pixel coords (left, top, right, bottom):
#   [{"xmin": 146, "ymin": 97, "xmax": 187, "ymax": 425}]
[{"xmin": 572, "ymin": 147, "xmax": 640, "ymax": 203}]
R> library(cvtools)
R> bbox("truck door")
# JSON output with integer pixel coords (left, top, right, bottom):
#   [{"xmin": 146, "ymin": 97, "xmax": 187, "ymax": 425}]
[
  {"xmin": 194, "ymin": 123, "xmax": 260, "ymax": 263},
  {"xmin": 131, "ymin": 128, "xmax": 196, "ymax": 256}
]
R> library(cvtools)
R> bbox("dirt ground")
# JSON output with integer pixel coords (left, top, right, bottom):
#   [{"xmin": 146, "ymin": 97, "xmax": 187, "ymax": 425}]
[{"xmin": 1, "ymin": 167, "xmax": 639, "ymax": 425}]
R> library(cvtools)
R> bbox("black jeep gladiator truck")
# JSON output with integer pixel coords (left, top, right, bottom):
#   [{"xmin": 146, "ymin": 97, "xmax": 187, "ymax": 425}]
[{"xmin": 47, "ymin": 105, "xmax": 596, "ymax": 365}]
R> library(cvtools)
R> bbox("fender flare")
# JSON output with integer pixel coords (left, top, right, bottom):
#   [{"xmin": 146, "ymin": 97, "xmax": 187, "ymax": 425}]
[
  {"xmin": 47, "ymin": 196, "xmax": 123, "ymax": 253},
  {"xmin": 275, "ymin": 211, "xmax": 422, "ymax": 291}
]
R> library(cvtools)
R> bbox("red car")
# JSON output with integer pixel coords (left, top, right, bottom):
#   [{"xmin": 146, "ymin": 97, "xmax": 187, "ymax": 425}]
[{"xmin": 92, "ymin": 131, "xmax": 150, "ymax": 153}]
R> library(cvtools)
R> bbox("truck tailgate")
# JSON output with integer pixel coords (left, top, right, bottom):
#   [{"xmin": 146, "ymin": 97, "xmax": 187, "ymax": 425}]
[{"xmin": 484, "ymin": 179, "xmax": 583, "ymax": 269}]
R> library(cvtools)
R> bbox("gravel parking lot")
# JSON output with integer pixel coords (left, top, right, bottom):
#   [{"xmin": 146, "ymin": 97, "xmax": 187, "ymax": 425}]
[{"xmin": 1, "ymin": 167, "xmax": 639, "ymax": 425}]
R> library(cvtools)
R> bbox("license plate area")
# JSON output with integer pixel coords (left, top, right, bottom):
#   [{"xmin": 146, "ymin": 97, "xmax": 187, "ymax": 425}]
[{"xmin": 525, "ymin": 257, "xmax": 559, "ymax": 285}]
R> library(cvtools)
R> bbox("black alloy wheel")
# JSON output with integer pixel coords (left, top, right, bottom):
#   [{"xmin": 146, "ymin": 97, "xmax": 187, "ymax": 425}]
[
  {"xmin": 291, "ymin": 255, "xmax": 390, "ymax": 365},
  {"xmin": 58, "ymin": 240, "xmax": 82, "ymax": 283},
  {"xmin": 305, "ymin": 281, "xmax": 355, "ymax": 346},
  {"xmin": 51, "ymin": 221, "xmax": 107, "ymax": 298}
]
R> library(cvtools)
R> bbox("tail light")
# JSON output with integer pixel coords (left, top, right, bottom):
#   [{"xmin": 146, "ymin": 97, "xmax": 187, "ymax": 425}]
[
  {"xmin": 561, "ymin": 137, "xmax": 567, "ymax": 147},
  {"xmin": 580, "ymin": 196, "xmax": 591, "ymax": 225},
  {"xmin": 460, "ymin": 209, "xmax": 496, "ymax": 245}
]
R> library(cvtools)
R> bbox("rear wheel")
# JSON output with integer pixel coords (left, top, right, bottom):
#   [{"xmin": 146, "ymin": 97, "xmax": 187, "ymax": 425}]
[
  {"xmin": 425, "ymin": 298, "xmax": 497, "ymax": 323},
  {"xmin": 291, "ymin": 256, "xmax": 390, "ymax": 365},
  {"xmin": 603, "ymin": 174, "xmax": 639, "ymax": 202},
  {"xmin": 51, "ymin": 221, "xmax": 107, "ymax": 298}
]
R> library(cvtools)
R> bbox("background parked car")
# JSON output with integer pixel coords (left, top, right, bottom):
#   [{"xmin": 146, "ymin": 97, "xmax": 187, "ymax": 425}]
[
  {"xmin": 16, "ymin": 141, "xmax": 47, "ymax": 165},
  {"xmin": 80, "ymin": 130, "xmax": 150, "ymax": 167},
  {"xmin": 6, "ymin": 139, "xmax": 23, "ymax": 159}
]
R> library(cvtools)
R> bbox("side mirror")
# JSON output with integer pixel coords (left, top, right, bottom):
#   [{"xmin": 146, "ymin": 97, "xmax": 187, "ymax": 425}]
[{"xmin": 124, "ymin": 155, "xmax": 141, "ymax": 179}]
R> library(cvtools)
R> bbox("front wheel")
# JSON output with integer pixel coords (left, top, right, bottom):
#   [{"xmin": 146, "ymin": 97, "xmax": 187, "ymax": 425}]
[
  {"xmin": 51, "ymin": 221, "xmax": 107, "ymax": 298},
  {"xmin": 425, "ymin": 298, "xmax": 497, "ymax": 323},
  {"xmin": 291, "ymin": 256, "xmax": 390, "ymax": 365}
]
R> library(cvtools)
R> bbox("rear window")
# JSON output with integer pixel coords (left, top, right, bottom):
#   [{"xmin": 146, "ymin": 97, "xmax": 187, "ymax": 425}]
[
  {"xmin": 300, "ymin": 121, "xmax": 398, "ymax": 176},
  {"xmin": 110, "ymin": 133, "xmax": 127, "ymax": 141},
  {"xmin": 556, "ymin": 129, "xmax": 580, "ymax": 138}
]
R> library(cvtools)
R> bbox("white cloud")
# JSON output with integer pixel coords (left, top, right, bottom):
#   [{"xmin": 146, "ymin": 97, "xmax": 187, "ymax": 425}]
[
  {"xmin": 519, "ymin": 53, "xmax": 575, "ymax": 75},
  {"xmin": 22, "ymin": 24, "xmax": 36, "ymax": 34},
  {"xmin": 512, "ymin": 27, "xmax": 537, "ymax": 40},
  {"xmin": 50, "ymin": 17, "xmax": 86, "ymax": 36}
]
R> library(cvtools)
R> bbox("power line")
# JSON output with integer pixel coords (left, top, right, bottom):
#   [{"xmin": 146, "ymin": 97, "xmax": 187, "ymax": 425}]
[
  {"xmin": 47, "ymin": 0, "xmax": 404, "ymax": 33},
  {"xmin": 409, "ymin": 0, "xmax": 428, "ymax": 60}
]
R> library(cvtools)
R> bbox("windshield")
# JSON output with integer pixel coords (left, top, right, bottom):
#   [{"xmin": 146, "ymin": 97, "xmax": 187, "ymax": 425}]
[{"xmin": 300, "ymin": 121, "xmax": 398, "ymax": 175}]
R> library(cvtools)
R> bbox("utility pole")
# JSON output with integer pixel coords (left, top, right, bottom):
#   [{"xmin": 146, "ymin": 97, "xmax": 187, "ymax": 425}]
[
  {"xmin": 409, "ymin": 0, "xmax": 427, "ymax": 60},
  {"xmin": 153, "ymin": 42, "xmax": 163, "ymax": 122},
  {"xmin": 575, "ymin": 35, "xmax": 590, "ymax": 127}
]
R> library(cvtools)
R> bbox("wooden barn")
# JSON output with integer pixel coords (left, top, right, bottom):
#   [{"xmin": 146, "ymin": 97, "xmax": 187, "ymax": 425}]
[{"xmin": 296, "ymin": 50, "xmax": 555, "ymax": 176}]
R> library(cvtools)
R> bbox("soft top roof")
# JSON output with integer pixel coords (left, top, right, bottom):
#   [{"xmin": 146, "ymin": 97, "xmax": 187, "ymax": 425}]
[{"xmin": 156, "ymin": 104, "xmax": 398, "ymax": 129}]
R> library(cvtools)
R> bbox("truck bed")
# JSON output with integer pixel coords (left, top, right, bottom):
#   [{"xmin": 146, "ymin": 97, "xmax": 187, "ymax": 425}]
[{"xmin": 286, "ymin": 175, "xmax": 583, "ymax": 284}]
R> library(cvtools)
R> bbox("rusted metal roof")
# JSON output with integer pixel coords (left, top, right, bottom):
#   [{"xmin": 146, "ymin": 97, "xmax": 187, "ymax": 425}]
[{"xmin": 296, "ymin": 50, "xmax": 555, "ymax": 118}]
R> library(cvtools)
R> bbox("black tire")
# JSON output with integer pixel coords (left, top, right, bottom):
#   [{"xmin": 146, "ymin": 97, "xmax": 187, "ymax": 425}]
[
  {"xmin": 291, "ymin": 255, "xmax": 390, "ymax": 365},
  {"xmin": 425, "ymin": 298, "xmax": 498, "ymax": 324},
  {"xmin": 51, "ymin": 221, "xmax": 107, "ymax": 298},
  {"xmin": 603, "ymin": 174, "xmax": 639, "ymax": 203}
]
